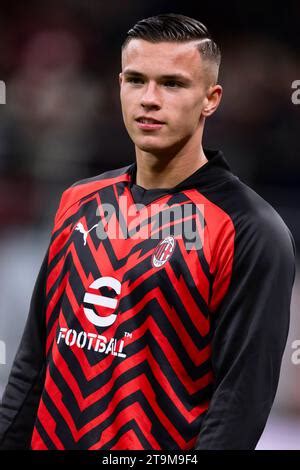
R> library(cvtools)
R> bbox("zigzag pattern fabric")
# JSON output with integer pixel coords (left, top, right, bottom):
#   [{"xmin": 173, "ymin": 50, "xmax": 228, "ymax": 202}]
[
  {"xmin": 31, "ymin": 164, "xmax": 233, "ymax": 449},
  {"xmin": 1, "ymin": 149, "xmax": 294, "ymax": 450}
]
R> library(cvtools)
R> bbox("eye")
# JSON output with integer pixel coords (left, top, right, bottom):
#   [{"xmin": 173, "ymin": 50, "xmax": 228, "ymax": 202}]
[
  {"xmin": 164, "ymin": 81, "xmax": 181, "ymax": 88},
  {"xmin": 126, "ymin": 77, "xmax": 143, "ymax": 84}
]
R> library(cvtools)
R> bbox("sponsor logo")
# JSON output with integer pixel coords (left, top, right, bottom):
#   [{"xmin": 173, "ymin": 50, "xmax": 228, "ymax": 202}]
[
  {"xmin": 56, "ymin": 276, "xmax": 127, "ymax": 358},
  {"xmin": 83, "ymin": 276, "xmax": 121, "ymax": 327},
  {"xmin": 57, "ymin": 328, "xmax": 126, "ymax": 358},
  {"xmin": 74, "ymin": 222, "xmax": 99, "ymax": 246}
]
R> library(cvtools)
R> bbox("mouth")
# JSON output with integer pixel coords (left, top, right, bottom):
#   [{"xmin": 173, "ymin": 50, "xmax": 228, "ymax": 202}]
[{"xmin": 135, "ymin": 117, "xmax": 165, "ymax": 130}]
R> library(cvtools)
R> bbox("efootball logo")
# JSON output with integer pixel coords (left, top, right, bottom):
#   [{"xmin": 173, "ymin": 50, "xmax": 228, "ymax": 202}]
[
  {"xmin": 83, "ymin": 276, "xmax": 121, "ymax": 327},
  {"xmin": 57, "ymin": 276, "xmax": 126, "ymax": 358}
]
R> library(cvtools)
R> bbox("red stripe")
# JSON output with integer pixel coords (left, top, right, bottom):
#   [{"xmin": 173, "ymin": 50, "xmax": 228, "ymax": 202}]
[
  {"xmin": 90, "ymin": 403, "xmax": 159, "ymax": 449},
  {"xmin": 164, "ymin": 259, "xmax": 210, "ymax": 336},
  {"xmin": 50, "ymin": 335, "xmax": 210, "ymax": 419},
  {"xmin": 32, "ymin": 395, "xmax": 65, "ymax": 449},
  {"xmin": 46, "ymin": 256, "xmax": 66, "ymax": 296},
  {"xmin": 182, "ymin": 189, "xmax": 235, "ymax": 312},
  {"xmin": 49, "ymin": 223, "xmax": 73, "ymax": 264},
  {"xmin": 175, "ymin": 238, "xmax": 210, "ymax": 303},
  {"xmin": 43, "ymin": 373, "xmax": 78, "ymax": 442},
  {"xmin": 46, "ymin": 271, "xmax": 69, "ymax": 322},
  {"xmin": 54, "ymin": 282, "xmax": 212, "ymax": 383},
  {"xmin": 46, "ymin": 313, "xmax": 59, "ymax": 355},
  {"xmin": 30, "ymin": 427, "xmax": 48, "ymax": 450},
  {"xmin": 110, "ymin": 429, "xmax": 146, "ymax": 450},
  {"xmin": 53, "ymin": 173, "xmax": 131, "ymax": 232}
]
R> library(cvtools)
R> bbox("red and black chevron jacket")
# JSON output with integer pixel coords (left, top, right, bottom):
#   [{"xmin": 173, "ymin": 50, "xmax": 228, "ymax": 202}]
[{"xmin": 0, "ymin": 149, "xmax": 296, "ymax": 450}]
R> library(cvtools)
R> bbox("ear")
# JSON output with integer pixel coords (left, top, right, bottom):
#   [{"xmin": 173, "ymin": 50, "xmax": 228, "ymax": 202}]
[
  {"xmin": 119, "ymin": 72, "xmax": 123, "ymax": 87},
  {"xmin": 202, "ymin": 84, "xmax": 223, "ymax": 117}
]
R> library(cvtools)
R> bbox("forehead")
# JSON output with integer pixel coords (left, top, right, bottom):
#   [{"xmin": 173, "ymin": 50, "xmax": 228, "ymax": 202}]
[{"xmin": 121, "ymin": 39, "xmax": 203, "ymax": 78}]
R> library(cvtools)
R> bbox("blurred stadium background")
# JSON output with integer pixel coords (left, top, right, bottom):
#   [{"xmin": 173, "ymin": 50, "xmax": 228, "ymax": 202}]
[{"xmin": 0, "ymin": 0, "xmax": 299, "ymax": 449}]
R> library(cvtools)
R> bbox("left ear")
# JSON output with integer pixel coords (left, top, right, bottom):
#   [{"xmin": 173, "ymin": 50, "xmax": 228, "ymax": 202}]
[{"xmin": 202, "ymin": 84, "xmax": 223, "ymax": 117}]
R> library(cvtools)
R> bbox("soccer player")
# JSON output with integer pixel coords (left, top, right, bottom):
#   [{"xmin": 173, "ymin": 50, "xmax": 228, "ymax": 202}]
[{"xmin": 0, "ymin": 13, "xmax": 296, "ymax": 450}]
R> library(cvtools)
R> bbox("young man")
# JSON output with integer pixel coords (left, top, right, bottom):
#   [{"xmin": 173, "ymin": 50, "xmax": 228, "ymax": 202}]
[{"xmin": 0, "ymin": 14, "xmax": 296, "ymax": 450}]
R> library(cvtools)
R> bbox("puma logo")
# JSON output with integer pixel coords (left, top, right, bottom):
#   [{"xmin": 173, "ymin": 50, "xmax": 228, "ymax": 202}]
[{"xmin": 74, "ymin": 222, "xmax": 98, "ymax": 246}]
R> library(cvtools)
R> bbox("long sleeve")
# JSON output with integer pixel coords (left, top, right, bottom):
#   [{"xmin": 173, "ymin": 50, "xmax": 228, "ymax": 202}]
[
  {"xmin": 0, "ymin": 248, "xmax": 49, "ymax": 449},
  {"xmin": 195, "ymin": 207, "xmax": 296, "ymax": 449}
]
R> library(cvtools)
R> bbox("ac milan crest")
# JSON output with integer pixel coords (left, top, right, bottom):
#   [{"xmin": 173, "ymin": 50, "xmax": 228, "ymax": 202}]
[{"xmin": 151, "ymin": 236, "xmax": 176, "ymax": 268}]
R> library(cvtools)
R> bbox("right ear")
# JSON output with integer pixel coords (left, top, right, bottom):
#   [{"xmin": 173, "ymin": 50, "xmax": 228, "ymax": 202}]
[
  {"xmin": 119, "ymin": 73, "xmax": 123, "ymax": 87},
  {"xmin": 202, "ymin": 84, "xmax": 223, "ymax": 117}
]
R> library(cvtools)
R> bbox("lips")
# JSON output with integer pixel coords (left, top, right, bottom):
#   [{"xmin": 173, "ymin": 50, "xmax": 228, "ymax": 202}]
[
  {"xmin": 136, "ymin": 117, "xmax": 164, "ymax": 124},
  {"xmin": 136, "ymin": 120, "xmax": 165, "ymax": 130},
  {"xmin": 135, "ymin": 116, "xmax": 165, "ymax": 130}
]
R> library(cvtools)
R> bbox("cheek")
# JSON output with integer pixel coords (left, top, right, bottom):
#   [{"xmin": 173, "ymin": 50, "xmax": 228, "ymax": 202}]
[
  {"xmin": 180, "ymin": 98, "xmax": 204, "ymax": 128},
  {"xmin": 168, "ymin": 104, "xmax": 200, "ymax": 132},
  {"xmin": 121, "ymin": 92, "xmax": 137, "ymax": 120},
  {"xmin": 168, "ymin": 94, "xmax": 202, "ymax": 118},
  {"xmin": 120, "ymin": 97, "xmax": 132, "ymax": 126}
]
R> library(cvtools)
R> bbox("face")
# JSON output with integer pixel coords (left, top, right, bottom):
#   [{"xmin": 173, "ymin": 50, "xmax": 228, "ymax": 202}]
[{"xmin": 119, "ymin": 39, "xmax": 221, "ymax": 156}]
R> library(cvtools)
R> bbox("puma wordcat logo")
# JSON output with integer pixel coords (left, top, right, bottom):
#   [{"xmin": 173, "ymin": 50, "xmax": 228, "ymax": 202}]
[{"xmin": 74, "ymin": 222, "xmax": 98, "ymax": 246}]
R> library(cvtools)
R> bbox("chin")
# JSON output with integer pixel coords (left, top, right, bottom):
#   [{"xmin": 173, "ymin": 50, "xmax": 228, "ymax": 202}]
[
  {"xmin": 136, "ymin": 139, "xmax": 182, "ymax": 158},
  {"xmin": 137, "ymin": 145, "xmax": 168, "ymax": 156},
  {"xmin": 134, "ymin": 137, "xmax": 171, "ymax": 153}
]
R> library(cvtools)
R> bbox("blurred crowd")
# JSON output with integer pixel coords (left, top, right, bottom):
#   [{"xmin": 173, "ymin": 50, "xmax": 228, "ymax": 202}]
[{"xmin": 0, "ymin": 0, "xmax": 299, "ymax": 448}]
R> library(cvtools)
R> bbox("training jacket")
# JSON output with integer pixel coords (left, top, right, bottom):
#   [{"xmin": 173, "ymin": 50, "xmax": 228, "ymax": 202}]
[{"xmin": 0, "ymin": 149, "xmax": 296, "ymax": 449}]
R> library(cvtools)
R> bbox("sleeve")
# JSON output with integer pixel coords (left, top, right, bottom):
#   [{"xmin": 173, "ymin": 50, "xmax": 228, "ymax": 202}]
[
  {"xmin": 0, "ymin": 248, "xmax": 49, "ymax": 449},
  {"xmin": 195, "ymin": 209, "xmax": 296, "ymax": 450}
]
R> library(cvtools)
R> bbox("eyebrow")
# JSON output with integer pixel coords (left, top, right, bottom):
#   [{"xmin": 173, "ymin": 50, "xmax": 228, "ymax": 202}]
[{"xmin": 123, "ymin": 69, "xmax": 192, "ymax": 83}]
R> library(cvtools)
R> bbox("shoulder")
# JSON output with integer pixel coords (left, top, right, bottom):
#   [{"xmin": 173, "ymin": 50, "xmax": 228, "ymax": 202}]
[
  {"xmin": 205, "ymin": 176, "xmax": 294, "ymax": 244},
  {"xmin": 229, "ymin": 179, "xmax": 295, "ymax": 273},
  {"xmin": 201, "ymin": 176, "xmax": 296, "ymax": 278},
  {"xmin": 53, "ymin": 164, "xmax": 132, "ymax": 228},
  {"xmin": 71, "ymin": 165, "xmax": 133, "ymax": 188},
  {"xmin": 233, "ymin": 179, "xmax": 293, "ymax": 250},
  {"xmin": 204, "ymin": 177, "xmax": 296, "ymax": 311}
]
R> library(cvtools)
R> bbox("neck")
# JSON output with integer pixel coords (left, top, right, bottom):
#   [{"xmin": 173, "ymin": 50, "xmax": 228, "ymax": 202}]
[{"xmin": 135, "ymin": 143, "xmax": 208, "ymax": 190}]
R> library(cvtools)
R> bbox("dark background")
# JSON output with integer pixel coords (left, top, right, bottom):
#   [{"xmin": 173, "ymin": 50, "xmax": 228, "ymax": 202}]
[{"xmin": 0, "ymin": 0, "xmax": 299, "ymax": 449}]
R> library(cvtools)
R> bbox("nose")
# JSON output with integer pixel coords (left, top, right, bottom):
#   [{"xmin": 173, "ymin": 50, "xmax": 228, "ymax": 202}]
[{"xmin": 140, "ymin": 81, "xmax": 161, "ymax": 109}]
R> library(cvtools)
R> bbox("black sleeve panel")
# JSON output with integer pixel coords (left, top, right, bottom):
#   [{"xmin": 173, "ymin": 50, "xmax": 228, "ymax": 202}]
[
  {"xmin": 195, "ymin": 201, "xmax": 296, "ymax": 449},
  {"xmin": 0, "ymin": 248, "xmax": 49, "ymax": 449}
]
